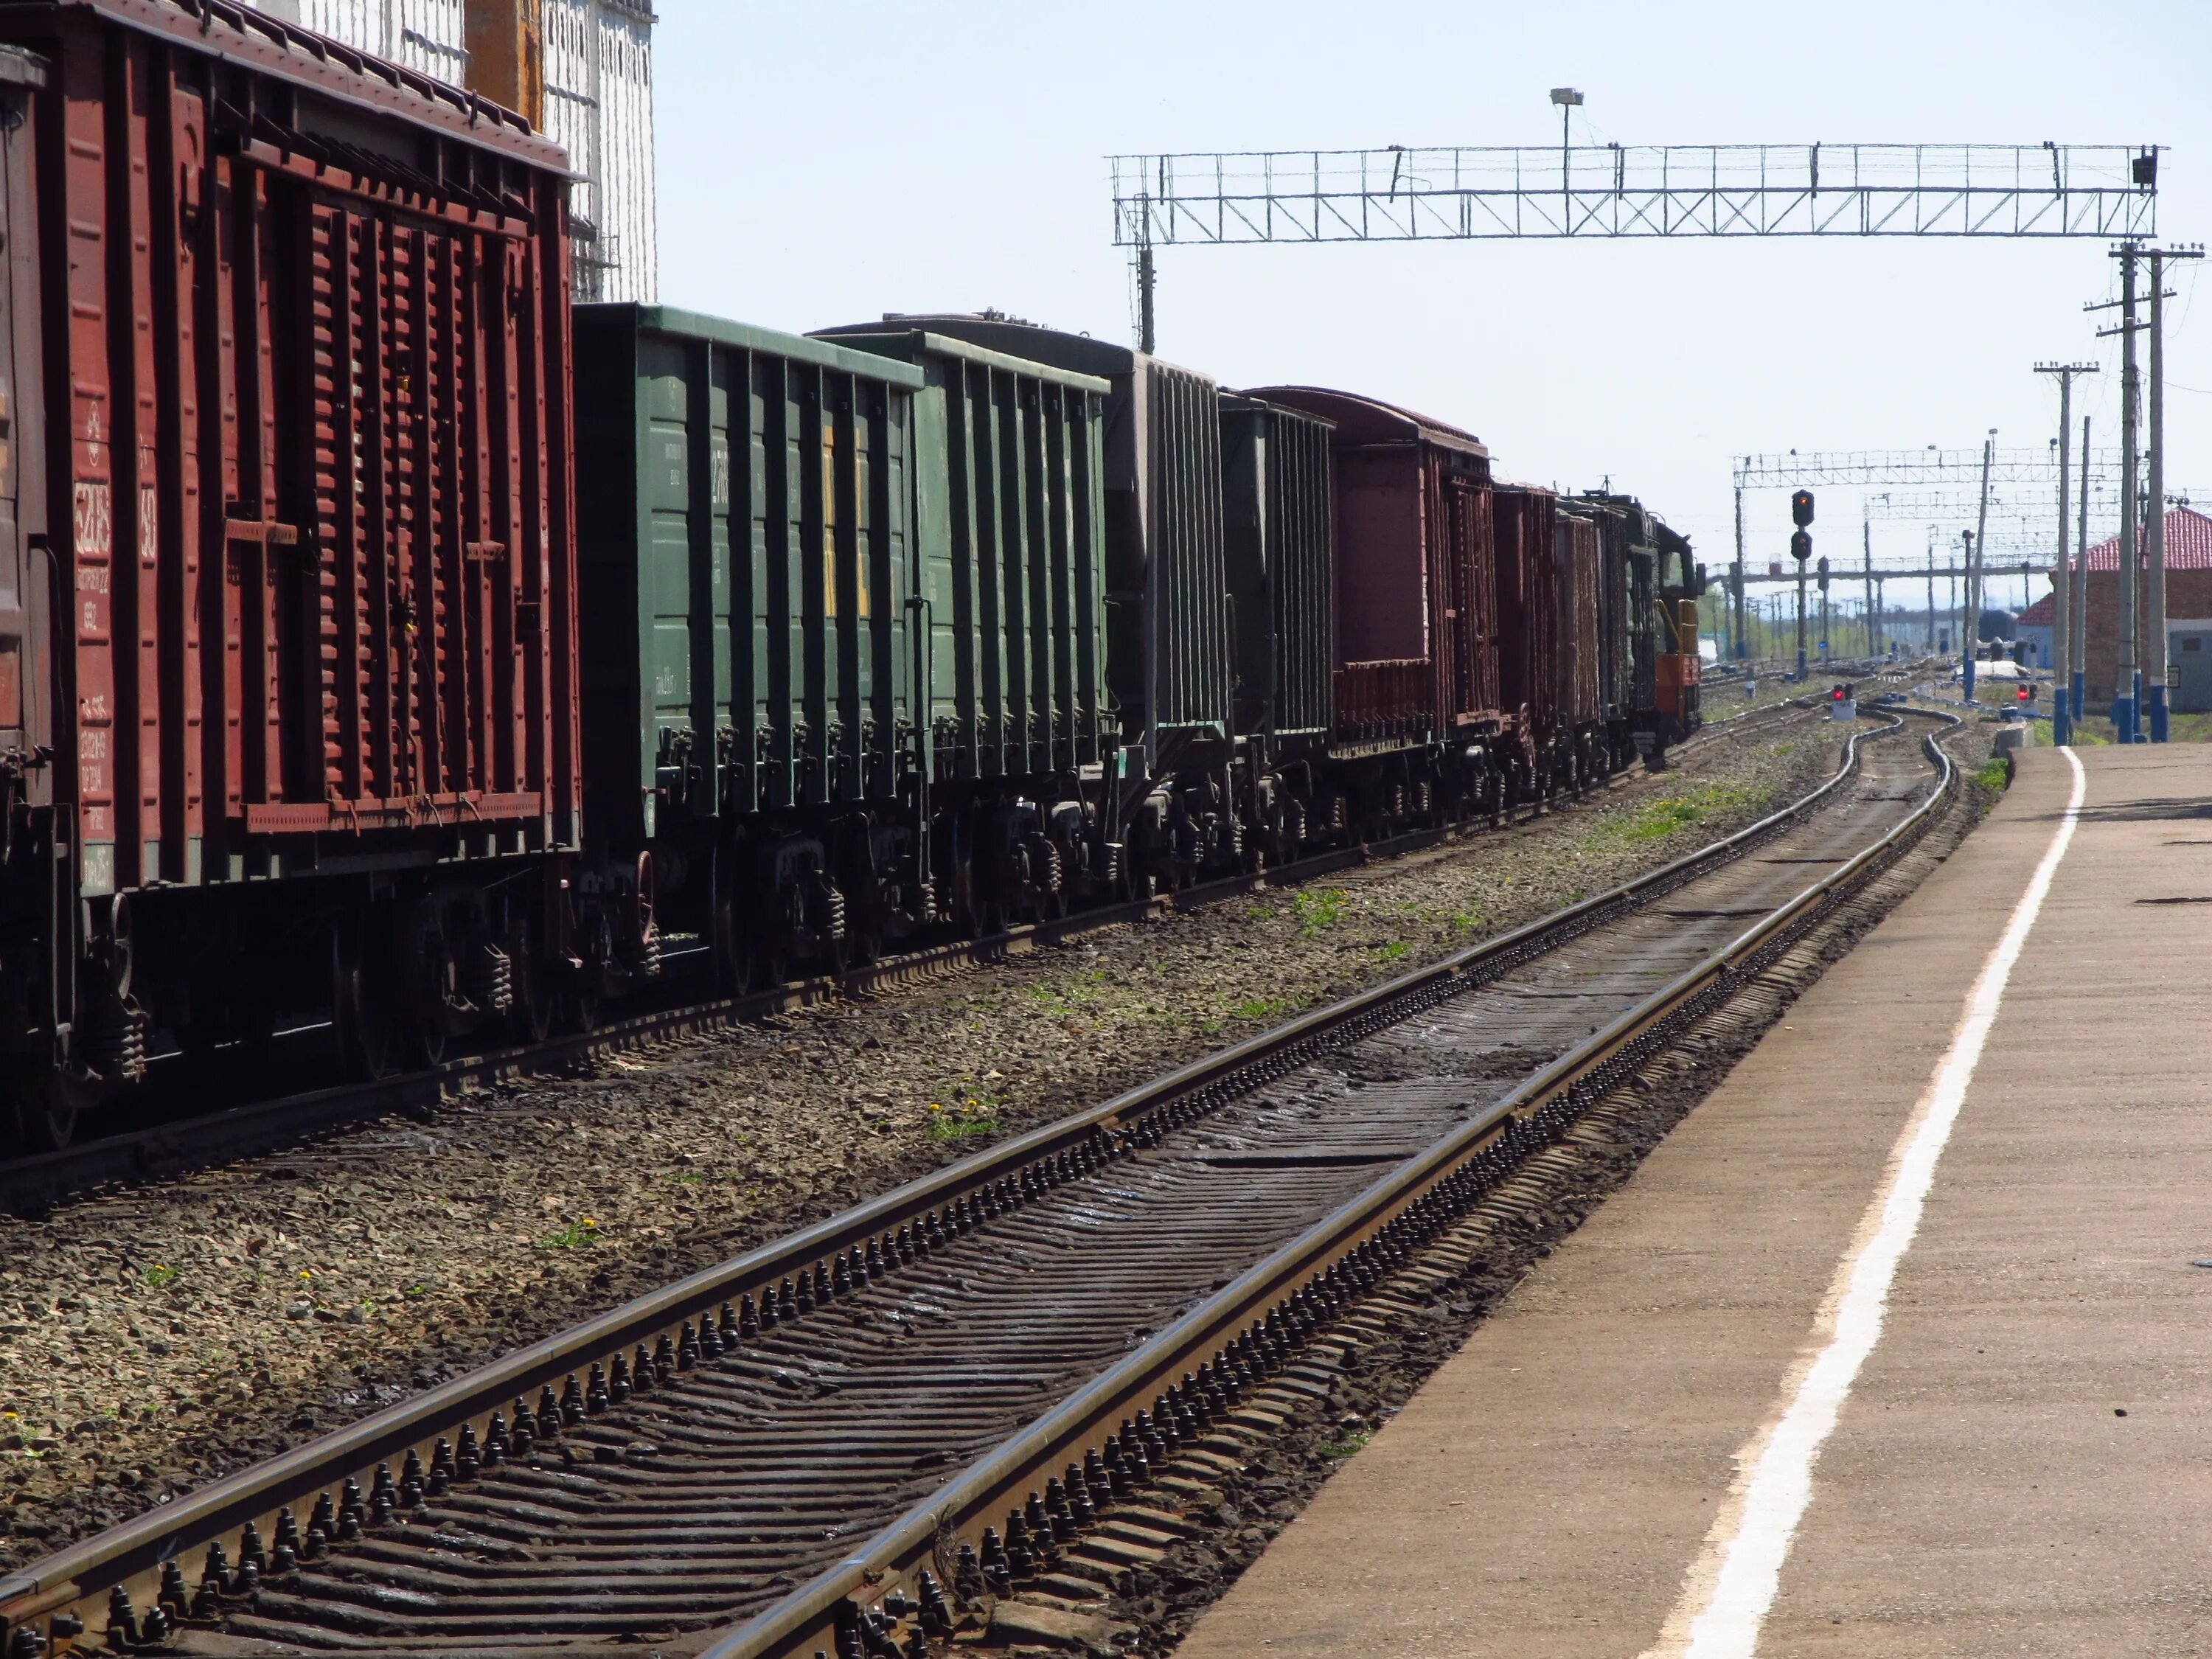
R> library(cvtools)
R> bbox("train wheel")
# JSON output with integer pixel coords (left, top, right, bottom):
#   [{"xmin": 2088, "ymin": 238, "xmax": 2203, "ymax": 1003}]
[
  {"xmin": 506, "ymin": 912, "xmax": 556, "ymax": 1046},
  {"xmin": 333, "ymin": 915, "xmax": 396, "ymax": 1082},
  {"xmin": 397, "ymin": 899, "xmax": 453, "ymax": 1068},
  {"xmin": 11, "ymin": 1074, "xmax": 86, "ymax": 1152},
  {"xmin": 566, "ymin": 908, "xmax": 613, "ymax": 1033},
  {"xmin": 711, "ymin": 894, "xmax": 755, "ymax": 996},
  {"xmin": 565, "ymin": 978, "xmax": 602, "ymax": 1034},
  {"xmin": 1125, "ymin": 862, "xmax": 1156, "ymax": 905}
]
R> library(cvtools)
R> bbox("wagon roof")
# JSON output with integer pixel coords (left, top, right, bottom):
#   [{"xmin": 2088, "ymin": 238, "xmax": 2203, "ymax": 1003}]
[
  {"xmin": 821, "ymin": 315, "xmax": 1217, "ymax": 387},
  {"xmin": 1242, "ymin": 386, "xmax": 1486, "ymax": 459},
  {"xmin": 582, "ymin": 304, "xmax": 928, "ymax": 388},
  {"xmin": 8, "ymin": 0, "xmax": 567, "ymax": 168},
  {"xmin": 807, "ymin": 325, "xmax": 1112, "ymax": 397}
]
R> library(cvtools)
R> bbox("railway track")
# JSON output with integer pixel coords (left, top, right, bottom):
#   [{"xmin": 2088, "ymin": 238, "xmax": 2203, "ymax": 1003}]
[
  {"xmin": 0, "ymin": 680, "xmax": 1879, "ymax": 1217},
  {"xmin": 0, "ymin": 703, "xmax": 1957, "ymax": 1658}
]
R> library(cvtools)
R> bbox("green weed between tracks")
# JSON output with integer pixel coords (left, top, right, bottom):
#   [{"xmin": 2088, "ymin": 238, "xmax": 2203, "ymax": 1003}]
[
  {"xmin": 540, "ymin": 1217, "xmax": 604, "ymax": 1250},
  {"xmin": 925, "ymin": 1093, "xmax": 1000, "ymax": 1141},
  {"xmin": 1582, "ymin": 778, "xmax": 1772, "ymax": 852},
  {"xmin": 1291, "ymin": 888, "xmax": 1349, "ymax": 937}
]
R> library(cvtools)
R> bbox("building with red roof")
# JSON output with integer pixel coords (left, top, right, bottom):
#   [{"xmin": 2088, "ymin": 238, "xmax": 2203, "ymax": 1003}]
[{"xmin": 2043, "ymin": 505, "xmax": 2212, "ymax": 711}]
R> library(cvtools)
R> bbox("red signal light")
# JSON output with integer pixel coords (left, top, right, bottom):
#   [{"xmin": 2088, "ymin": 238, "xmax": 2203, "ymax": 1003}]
[
  {"xmin": 2017, "ymin": 684, "xmax": 2032, "ymax": 702},
  {"xmin": 1831, "ymin": 686, "xmax": 1845, "ymax": 700}
]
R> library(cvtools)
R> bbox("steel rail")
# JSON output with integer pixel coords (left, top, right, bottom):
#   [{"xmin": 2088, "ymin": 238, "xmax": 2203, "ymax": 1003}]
[
  {"xmin": 702, "ymin": 707, "xmax": 1961, "ymax": 1659},
  {"xmin": 0, "ymin": 706, "xmax": 1927, "ymax": 1651},
  {"xmin": 0, "ymin": 680, "xmax": 1872, "ymax": 1216}
]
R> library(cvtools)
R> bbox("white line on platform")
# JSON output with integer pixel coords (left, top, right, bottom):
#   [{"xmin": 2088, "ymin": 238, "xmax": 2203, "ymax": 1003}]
[{"xmin": 1640, "ymin": 745, "xmax": 2087, "ymax": 1659}]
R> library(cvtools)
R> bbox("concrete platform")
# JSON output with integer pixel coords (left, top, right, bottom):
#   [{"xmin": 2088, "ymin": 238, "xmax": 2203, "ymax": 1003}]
[{"xmin": 1175, "ymin": 744, "xmax": 2212, "ymax": 1658}]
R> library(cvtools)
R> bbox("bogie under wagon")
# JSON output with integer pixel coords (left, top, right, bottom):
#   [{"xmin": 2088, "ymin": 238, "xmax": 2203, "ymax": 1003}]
[{"xmin": 0, "ymin": 0, "xmax": 580, "ymax": 1147}]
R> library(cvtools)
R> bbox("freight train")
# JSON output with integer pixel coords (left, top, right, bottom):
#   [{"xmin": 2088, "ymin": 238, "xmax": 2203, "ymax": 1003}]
[{"xmin": 0, "ymin": 0, "xmax": 1700, "ymax": 1149}]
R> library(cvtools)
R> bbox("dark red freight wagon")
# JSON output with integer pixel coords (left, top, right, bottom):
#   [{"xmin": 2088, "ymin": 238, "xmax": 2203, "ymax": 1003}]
[
  {"xmin": 1246, "ymin": 386, "xmax": 1506, "ymax": 827},
  {"xmin": 0, "ymin": 0, "xmax": 577, "ymax": 1146}
]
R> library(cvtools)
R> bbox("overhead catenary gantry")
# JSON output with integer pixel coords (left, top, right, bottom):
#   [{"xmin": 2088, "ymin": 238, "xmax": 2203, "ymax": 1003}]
[
  {"xmin": 1110, "ymin": 133, "xmax": 2160, "ymax": 677},
  {"xmin": 1111, "ymin": 144, "xmax": 2156, "ymax": 250}
]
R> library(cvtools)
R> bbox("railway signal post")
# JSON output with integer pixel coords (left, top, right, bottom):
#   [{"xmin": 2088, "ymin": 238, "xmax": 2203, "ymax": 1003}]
[
  {"xmin": 1791, "ymin": 490, "xmax": 1815, "ymax": 681},
  {"xmin": 1818, "ymin": 554, "xmax": 1832, "ymax": 665}
]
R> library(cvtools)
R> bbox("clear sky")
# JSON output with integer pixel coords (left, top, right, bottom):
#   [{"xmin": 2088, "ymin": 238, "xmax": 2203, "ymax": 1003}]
[{"xmin": 650, "ymin": 1, "xmax": 2212, "ymax": 610}]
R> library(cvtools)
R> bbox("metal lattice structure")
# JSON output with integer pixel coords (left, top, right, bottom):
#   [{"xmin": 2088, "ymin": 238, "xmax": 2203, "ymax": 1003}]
[
  {"xmin": 1731, "ymin": 448, "xmax": 2132, "ymax": 490},
  {"xmin": 1113, "ymin": 145, "xmax": 2157, "ymax": 246}
]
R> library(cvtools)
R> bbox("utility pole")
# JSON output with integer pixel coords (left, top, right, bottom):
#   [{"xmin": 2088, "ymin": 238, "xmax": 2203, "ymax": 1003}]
[
  {"xmin": 2093, "ymin": 244, "xmax": 2143, "ymax": 739},
  {"xmin": 2036, "ymin": 363, "xmax": 2098, "ymax": 747},
  {"xmin": 1964, "ymin": 434, "xmax": 1993, "ymax": 704},
  {"xmin": 1136, "ymin": 238, "xmax": 1157, "ymax": 355},
  {"xmin": 2073, "ymin": 414, "xmax": 2091, "ymax": 723},
  {"xmin": 1733, "ymin": 484, "xmax": 1748, "ymax": 658},
  {"xmin": 2141, "ymin": 245, "xmax": 2204, "ymax": 741},
  {"xmin": 1926, "ymin": 531, "xmax": 1937, "ymax": 653},
  {"xmin": 1818, "ymin": 557, "xmax": 1832, "ymax": 667},
  {"xmin": 1961, "ymin": 530, "xmax": 1978, "ymax": 701},
  {"xmin": 1862, "ymin": 508, "xmax": 1876, "ymax": 657}
]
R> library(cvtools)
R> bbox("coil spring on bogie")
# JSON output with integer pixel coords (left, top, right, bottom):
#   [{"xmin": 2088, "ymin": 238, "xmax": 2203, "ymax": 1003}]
[
  {"xmin": 468, "ymin": 942, "xmax": 515, "ymax": 1016},
  {"xmin": 83, "ymin": 996, "xmax": 147, "ymax": 1083}
]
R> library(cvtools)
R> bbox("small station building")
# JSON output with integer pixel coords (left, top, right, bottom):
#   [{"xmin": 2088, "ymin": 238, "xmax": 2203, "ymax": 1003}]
[{"xmin": 2023, "ymin": 504, "xmax": 2212, "ymax": 712}]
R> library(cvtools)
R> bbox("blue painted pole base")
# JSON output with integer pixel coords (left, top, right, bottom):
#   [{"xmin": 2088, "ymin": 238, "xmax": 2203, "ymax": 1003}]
[
  {"xmin": 2053, "ymin": 706, "xmax": 2073, "ymax": 748},
  {"xmin": 2070, "ymin": 671, "xmax": 2085, "ymax": 723},
  {"xmin": 2148, "ymin": 684, "xmax": 2170, "ymax": 743},
  {"xmin": 2112, "ymin": 692, "xmax": 2138, "ymax": 745}
]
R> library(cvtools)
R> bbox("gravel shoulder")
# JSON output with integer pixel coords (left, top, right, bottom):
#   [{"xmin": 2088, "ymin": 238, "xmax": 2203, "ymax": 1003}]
[{"xmin": 1, "ymin": 710, "xmax": 1860, "ymax": 1569}]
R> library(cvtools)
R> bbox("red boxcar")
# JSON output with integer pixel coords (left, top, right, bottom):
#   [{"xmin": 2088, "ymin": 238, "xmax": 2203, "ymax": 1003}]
[
  {"xmin": 0, "ymin": 0, "xmax": 577, "ymax": 1144},
  {"xmin": 1246, "ymin": 387, "xmax": 1499, "ymax": 754}
]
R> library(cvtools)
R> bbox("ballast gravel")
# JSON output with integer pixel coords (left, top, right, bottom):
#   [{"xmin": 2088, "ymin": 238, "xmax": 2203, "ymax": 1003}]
[{"xmin": 0, "ymin": 711, "xmax": 1869, "ymax": 1570}]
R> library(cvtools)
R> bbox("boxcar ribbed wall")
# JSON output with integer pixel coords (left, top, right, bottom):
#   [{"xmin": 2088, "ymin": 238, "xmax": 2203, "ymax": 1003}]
[
  {"xmin": 1140, "ymin": 358, "xmax": 1229, "ymax": 747},
  {"xmin": 800, "ymin": 327, "xmax": 1110, "ymax": 793},
  {"xmin": 1591, "ymin": 505, "xmax": 1632, "ymax": 719},
  {"xmin": 1492, "ymin": 485, "xmax": 1559, "ymax": 741},
  {"xmin": 1219, "ymin": 394, "xmax": 1332, "ymax": 748},
  {"xmin": 573, "ymin": 307, "xmax": 925, "ymax": 844},
  {"xmin": 936, "ymin": 355, "xmax": 1107, "ymax": 780},
  {"xmin": 1265, "ymin": 403, "xmax": 1334, "ymax": 742},
  {"xmin": 1554, "ymin": 509, "xmax": 1601, "ymax": 727},
  {"xmin": 8, "ymin": 4, "xmax": 575, "ymax": 900}
]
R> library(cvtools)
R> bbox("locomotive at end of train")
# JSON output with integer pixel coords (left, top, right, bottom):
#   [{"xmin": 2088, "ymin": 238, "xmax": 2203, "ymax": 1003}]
[{"xmin": 0, "ymin": 2, "xmax": 1703, "ymax": 1152}]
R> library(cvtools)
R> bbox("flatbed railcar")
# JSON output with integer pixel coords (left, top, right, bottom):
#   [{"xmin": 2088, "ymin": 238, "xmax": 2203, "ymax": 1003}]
[{"xmin": 0, "ymin": 0, "xmax": 580, "ymax": 1147}]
